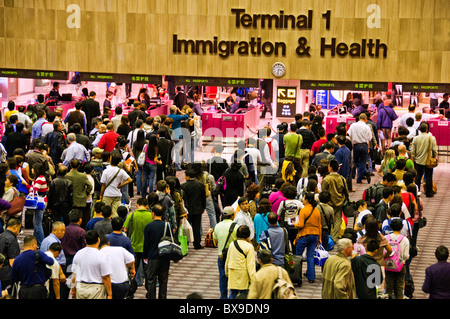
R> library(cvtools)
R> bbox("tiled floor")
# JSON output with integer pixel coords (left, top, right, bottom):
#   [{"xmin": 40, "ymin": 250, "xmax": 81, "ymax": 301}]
[
  {"xmin": 129, "ymin": 162, "xmax": 449, "ymax": 300},
  {"xmin": 17, "ymin": 155, "xmax": 448, "ymax": 300}
]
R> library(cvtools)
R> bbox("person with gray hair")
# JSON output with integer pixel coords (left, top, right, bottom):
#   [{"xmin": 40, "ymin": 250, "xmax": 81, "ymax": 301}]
[
  {"xmin": 40, "ymin": 221, "xmax": 66, "ymax": 267},
  {"xmin": 322, "ymin": 238, "xmax": 356, "ymax": 299},
  {"xmin": 61, "ymin": 132, "xmax": 90, "ymax": 167}
]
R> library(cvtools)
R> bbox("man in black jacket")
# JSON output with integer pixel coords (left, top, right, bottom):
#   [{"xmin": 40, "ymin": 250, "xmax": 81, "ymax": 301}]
[
  {"xmin": 156, "ymin": 129, "xmax": 174, "ymax": 181},
  {"xmin": 47, "ymin": 165, "xmax": 73, "ymax": 226},
  {"xmin": 297, "ymin": 120, "xmax": 317, "ymax": 178},
  {"xmin": 42, "ymin": 120, "xmax": 67, "ymax": 166},
  {"xmin": 5, "ymin": 122, "xmax": 29, "ymax": 156},
  {"xmin": 181, "ymin": 168, "xmax": 206, "ymax": 249},
  {"xmin": 81, "ymin": 91, "xmax": 101, "ymax": 134},
  {"xmin": 351, "ymin": 238, "xmax": 383, "ymax": 299},
  {"xmin": 173, "ymin": 86, "xmax": 187, "ymax": 110}
]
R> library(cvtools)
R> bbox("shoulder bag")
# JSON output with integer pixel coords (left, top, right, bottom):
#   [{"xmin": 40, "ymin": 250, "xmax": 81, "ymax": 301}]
[
  {"xmin": 158, "ymin": 222, "xmax": 183, "ymax": 262},
  {"xmin": 105, "ymin": 167, "xmax": 122, "ymax": 190},
  {"xmin": 426, "ymin": 134, "xmax": 438, "ymax": 168},
  {"xmin": 340, "ymin": 176, "xmax": 357, "ymax": 218},
  {"xmin": 219, "ymin": 222, "xmax": 237, "ymax": 261},
  {"xmin": 6, "ymin": 191, "xmax": 26, "ymax": 217}
]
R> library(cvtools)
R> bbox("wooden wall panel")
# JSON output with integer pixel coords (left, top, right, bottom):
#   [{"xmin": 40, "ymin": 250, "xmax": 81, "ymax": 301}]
[{"xmin": 0, "ymin": 0, "xmax": 449, "ymax": 83}]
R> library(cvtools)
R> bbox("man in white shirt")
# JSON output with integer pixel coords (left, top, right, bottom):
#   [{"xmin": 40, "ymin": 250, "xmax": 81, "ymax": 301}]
[
  {"xmin": 245, "ymin": 138, "xmax": 262, "ymax": 184},
  {"xmin": 398, "ymin": 105, "xmax": 416, "ymax": 128},
  {"xmin": 44, "ymin": 242, "xmax": 66, "ymax": 300},
  {"xmin": 347, "ymin": 113, "xmax": 372, "ymax": 184},
  {"xmin": 99, "ymin": 235, "xmax": 135, "ymax": 299},
  {"xmin": 111, "ymin": 106, "xmax": 123, "ymax": 132},
  {"xmin": 99, "ymin": 151, "xmax": 133, "ymax": 217},
  {"xmin": 233, "ymin": 197, "xmax": 255, "ymax": 242},
  {"xmin": 71, "ymin": 230, "xmax": 112, "ymax": 299},
  {"xmin": 16, "ymin": 105, "xmax": 33, "ymax": 133}
]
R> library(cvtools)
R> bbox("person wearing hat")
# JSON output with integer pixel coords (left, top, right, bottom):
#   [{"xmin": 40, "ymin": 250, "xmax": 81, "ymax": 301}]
[{"xmin": 213, "ymin": 207, "xmax": 238, "ymax": 299}]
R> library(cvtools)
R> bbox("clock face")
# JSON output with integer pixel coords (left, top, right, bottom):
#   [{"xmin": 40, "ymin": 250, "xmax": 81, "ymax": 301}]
[{"xmin": 272, "ymin": 62, "xmax": 286, "ymax": 78}]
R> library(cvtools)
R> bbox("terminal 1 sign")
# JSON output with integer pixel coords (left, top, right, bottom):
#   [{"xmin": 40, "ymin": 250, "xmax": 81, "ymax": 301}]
[{"xmin": 173, "ymin": 8, "xmax": 388, "ymax": 59}]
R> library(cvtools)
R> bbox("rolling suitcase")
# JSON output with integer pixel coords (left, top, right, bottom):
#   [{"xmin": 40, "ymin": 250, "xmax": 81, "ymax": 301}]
[
  {"xmin": 24, "ymin": 209, "xmax": 34, "ymax": 229},
  {"xmin": 289, "ymin": 255, "xmax": 303, "ymax": 287}
]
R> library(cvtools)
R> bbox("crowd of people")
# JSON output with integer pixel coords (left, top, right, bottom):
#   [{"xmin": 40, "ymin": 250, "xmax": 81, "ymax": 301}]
[{"xmin": 0, "ymin": 85, "xmax": 449, "ymax": 301}]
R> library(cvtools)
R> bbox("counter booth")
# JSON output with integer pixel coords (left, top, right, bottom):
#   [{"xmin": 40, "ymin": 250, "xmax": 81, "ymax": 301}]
[{"xmin": 171, "ymin": 76, "xmax": 264, "ymax": 150}]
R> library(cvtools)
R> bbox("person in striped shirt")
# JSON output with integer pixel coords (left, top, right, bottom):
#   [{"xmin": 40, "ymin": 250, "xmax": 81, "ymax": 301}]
[{"xmin": 31, "ymin": 163, "xmax": 48, "ymax": 248}]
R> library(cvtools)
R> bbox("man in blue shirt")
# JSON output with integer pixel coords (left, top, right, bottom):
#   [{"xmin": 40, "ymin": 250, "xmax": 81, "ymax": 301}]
[
  {"xmin": 62, "ymin": 133, "xmax": 90, "ymax": 167},
  {"xmin": 335, "ymin": 135, "xmax": 351, "ymax": 182},
  {"xmin": 10, "ymin": 235, "xmax": 54, "ymax": 299},
  {"xmin": 106, "ymin": 217, "xmax": 134, "ymax": 254},
  {"xmin": 167, "ymin": 105, "xmax": 188, "ymax": 171},
  {"xmin": 40, "ymin": 221, "xmax": 66, "ymax": 266},
  {"xmin": 258, "ymin": 212, "xmax": 286, "ymax": 266},
  {"xmin": 31, "ymin": 109, "xmax": 47, "ymax": 139}
]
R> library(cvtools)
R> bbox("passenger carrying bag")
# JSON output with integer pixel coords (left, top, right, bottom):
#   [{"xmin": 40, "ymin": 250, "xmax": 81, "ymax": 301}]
[{"xmin": 158, "ymin": 222, "xmax": 183, "ymax": 262}]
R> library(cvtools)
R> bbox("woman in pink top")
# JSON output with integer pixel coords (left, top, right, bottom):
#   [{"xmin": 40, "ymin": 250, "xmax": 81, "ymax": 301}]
[{"xmin": 268, "ymin": 180, "xmax": 290, "ymax": 214}]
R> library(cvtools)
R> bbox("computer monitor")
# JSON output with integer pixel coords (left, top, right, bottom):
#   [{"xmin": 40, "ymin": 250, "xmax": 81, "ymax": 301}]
[{"xmin": 239, "ymin": 100, "xmax": 249, "ymax": 109}]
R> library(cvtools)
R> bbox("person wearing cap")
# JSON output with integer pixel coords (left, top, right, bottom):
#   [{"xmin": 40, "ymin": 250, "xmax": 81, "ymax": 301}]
[
  {"xmin": 213, "ymin": 207, "xmax": 238, "ymax": 299},
  {"xmin": 247, "ymin": 249, "xmax": 295, "ymax": 299}
]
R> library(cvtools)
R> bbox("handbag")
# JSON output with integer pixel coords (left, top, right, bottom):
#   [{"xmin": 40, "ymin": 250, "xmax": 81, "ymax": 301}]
[
  {"xmin": 426, "ymin": 135, "xmax": 438, "ymax": 168},
  {"xmin": 181, "ymin": 216, "xmax": 194, "ymax": 243},
  {"xmin": 314, "ymin": 244, "xmax": 330, "ymax": 267},
  {"xmin": 204, "ymin": 228, "xmax": 217, "ymax": 248},
  {"xmin": 6, "ymin": 192, "xmax": 26, "ymax": 217},
  {"xmin": 178, "ymin": 226, "xmax": 189, "ymax": 256},
  {"xmin": 417, "ymin": 216, "xmax": 427, "ymax": 229},
  {"xmin": 24, "ymin": 189, "xmax": 45, "ymax": 211},
  {"xmin": 340, "ymin": 176, "xmax": 356, "ymax": 218},
  {"xmin": 137, "ymin": 144, "xmax": 147, "ymax": 166},
  {"xmin": 158, "ymin": 222, "xmax": 183, "ymax": 262}
]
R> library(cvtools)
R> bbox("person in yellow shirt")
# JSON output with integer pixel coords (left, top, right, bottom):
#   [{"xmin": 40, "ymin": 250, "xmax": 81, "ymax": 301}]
[
  {"xmin": 4, "ymin": 101, "xmax": 18, "ymax": 123},
  {"xmin": 224, "ymin": 225, "xmax": 256, "ymax": 299}
]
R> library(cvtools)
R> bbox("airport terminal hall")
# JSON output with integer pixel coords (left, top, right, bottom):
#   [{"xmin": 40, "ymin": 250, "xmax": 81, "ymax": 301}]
[{"xmin": 1, "ymin": 0, "xmax": 450, "ymax": 306}]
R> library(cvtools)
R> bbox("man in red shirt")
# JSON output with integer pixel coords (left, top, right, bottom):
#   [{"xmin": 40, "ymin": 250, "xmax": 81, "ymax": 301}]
[
  {"xmin": 98, "ymin": 122, "xmax": 119, "ymax": 152},
  {"xmin": 310, "ymin": 126, "xmax": 327, "ymax": 158}
]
